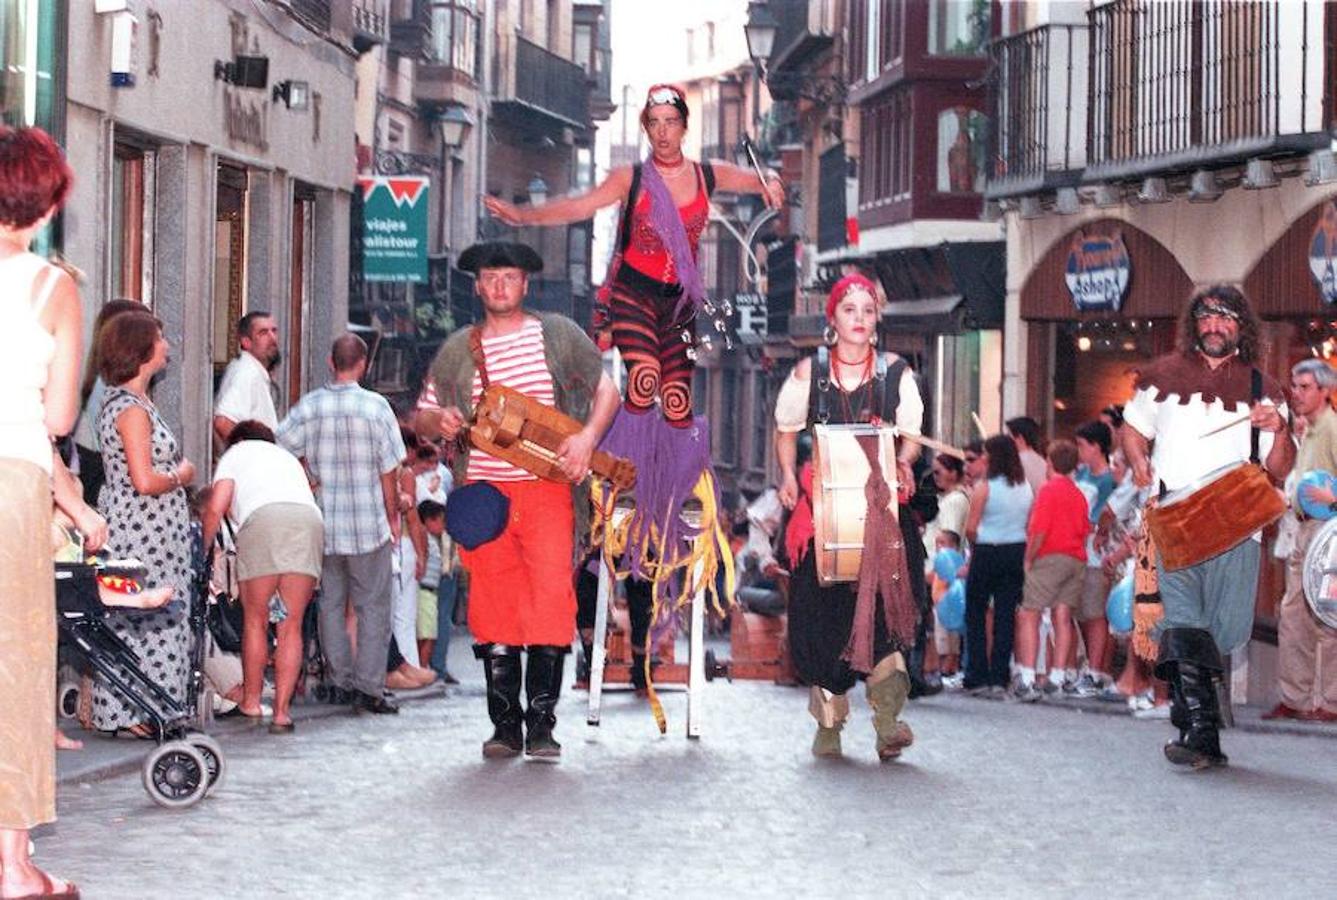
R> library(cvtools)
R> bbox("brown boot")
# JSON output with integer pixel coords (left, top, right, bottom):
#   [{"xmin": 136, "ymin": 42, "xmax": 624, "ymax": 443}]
[
  {"xmin": 867, "ymin": 655, "xmax": 914, "ymax": 762},
  {"xmin": 808, "ymin": 686, "xmax": 850, "ymax": 757}
]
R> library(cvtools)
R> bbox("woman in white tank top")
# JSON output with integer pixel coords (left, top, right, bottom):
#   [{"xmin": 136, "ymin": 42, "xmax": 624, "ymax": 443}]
[{"xmin": 0, "ymin": 124, "xmax": 83, "ymax": 900}]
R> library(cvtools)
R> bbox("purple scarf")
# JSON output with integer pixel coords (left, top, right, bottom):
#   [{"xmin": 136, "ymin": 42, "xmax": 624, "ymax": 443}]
[{"xmin": 639, "ymin": 157, "xmax": 707, "ymax": 318}]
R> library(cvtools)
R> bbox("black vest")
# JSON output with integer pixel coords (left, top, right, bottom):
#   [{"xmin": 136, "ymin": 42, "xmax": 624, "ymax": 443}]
[{"xmin": 806, "ymin": 346, "xmax": 910, "ymax": 429}]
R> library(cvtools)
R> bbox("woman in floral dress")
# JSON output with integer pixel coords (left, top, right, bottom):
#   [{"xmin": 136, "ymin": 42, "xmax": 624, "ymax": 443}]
[{"xmin": 90, "ymin": 312, "xmax": 196, "ymax": 734}]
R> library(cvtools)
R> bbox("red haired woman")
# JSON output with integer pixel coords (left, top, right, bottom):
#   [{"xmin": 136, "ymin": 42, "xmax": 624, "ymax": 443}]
[{"xmin": 0, "ymin": 124, "xmax": 82, "ymax": 899}]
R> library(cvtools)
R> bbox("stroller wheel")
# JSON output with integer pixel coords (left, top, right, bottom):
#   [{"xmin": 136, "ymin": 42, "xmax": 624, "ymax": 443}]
[
  {"xmin": 187, "ymin": 733, "xmax": 226, "ymax": 796},
  {"xmin": 57, "ymin": 680, "xmax": 81, "ymax": 721},
  {"xmin": 141, "ymin": 741, "xmax": 210, "ymax": 809}
]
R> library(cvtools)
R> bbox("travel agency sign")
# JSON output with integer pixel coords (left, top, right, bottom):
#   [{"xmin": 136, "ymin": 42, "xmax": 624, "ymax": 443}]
[{"xmin": 358, "ymin": 175, "xmax": 430, "ymax": 283}]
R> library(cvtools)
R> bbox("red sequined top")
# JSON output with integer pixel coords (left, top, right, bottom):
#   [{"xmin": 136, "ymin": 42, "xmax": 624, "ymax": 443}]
[{"xmin": 621, "ymin": 165, "xmax": 710, "ymax": 286}]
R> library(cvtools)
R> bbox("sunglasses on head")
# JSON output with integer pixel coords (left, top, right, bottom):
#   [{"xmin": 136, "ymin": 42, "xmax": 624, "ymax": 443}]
[{"xmin": 648, "ymin": 86, "xmax": 682, "ymax": 106}]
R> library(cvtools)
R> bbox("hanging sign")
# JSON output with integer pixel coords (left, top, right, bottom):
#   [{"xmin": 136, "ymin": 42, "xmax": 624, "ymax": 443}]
[
  {"xmin": 1064, "ymin": 229, "xmax": 1131, "ymax": 312},
  {"xmin": 357, "ymin": 175, "xmax": 430, "ymax": 283},
  {"xmin": 1308, "ymin": 201, "xmax": 1337, "ymax": 304}
]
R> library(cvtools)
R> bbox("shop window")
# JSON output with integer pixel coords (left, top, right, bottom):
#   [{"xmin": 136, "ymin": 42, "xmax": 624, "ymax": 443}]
[
  {"xmin": 928, "ymin": 0, "xmax": 990, "ymax": 56},
  {"xmin": 1051, "ymin": 319, "xmax": 1168, "ymax": 437},
  {"xmin": 936, "ymin": 330, "xmax": 1002, "ymax": 450},
  {"xmin": 431, "ymin": 2, "xmax": 480, "ymax": 78},
  {"xmin": 110, "ymin": 143, "xmax": 156, "ymax": 305},
  {"xmin": 935, "ymin": 108, "xmax": 987, "ymax": 194}
]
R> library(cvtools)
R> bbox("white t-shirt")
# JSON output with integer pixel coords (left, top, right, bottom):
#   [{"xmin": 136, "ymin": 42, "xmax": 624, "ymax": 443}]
[
  {"xmin": 214, "ymin": 351, "xmax": 278, "ymax": 431},
  {"xmin": 212, "ymin": 440, "xmax": 320, "ymax": 530}
]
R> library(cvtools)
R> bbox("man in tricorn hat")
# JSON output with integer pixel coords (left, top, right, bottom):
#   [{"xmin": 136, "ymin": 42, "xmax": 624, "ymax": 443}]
[
  {"xmin": 417, "ymin": 241, "xmax": 620, "ymax": 760},
  {"xmin": 1123, "ymin": 284, "xmax": 1294, "ymax": 768}
]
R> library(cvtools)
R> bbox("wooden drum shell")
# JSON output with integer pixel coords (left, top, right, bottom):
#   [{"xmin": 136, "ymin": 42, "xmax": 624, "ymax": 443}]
[{"xmin": 811, "ymin": 424, "xmax": 899, "ymax": 586}]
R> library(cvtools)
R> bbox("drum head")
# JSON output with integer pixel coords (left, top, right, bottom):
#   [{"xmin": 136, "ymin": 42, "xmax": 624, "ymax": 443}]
[
  {"xmin": 1302, "ymin": 517, "xmax": 1337, "ymax": 629},
  {"xmin": 1159, "ymin": 461, "xmax": 1243, "ymax": 507}
]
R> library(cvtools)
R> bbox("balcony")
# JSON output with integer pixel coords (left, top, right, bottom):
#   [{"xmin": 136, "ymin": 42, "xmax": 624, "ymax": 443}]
[
  {"xmin": 493, "ymin": 35, "xmax": 590, "ymax": 132},
  {"xmin": 985, "ymin": 23, "xmax": 1089, "ymax": 199},
  {"xmin": 290, "ymin": 0, "xmax": 331, "ymax": 32},
  {"xmin": 389, "ymin": 0, "xmax": 430, "ymax": 59},
  {"xmin": 351, "ymin": 0, "xmax": 389, "ymax": 53},
  {"xmin": 766, "ymin": 0, "xmax": 837, "ymax": 74},
  {"xmin": 1085, "ymin": 0, "xmax": 1328, "ymax": 180}
]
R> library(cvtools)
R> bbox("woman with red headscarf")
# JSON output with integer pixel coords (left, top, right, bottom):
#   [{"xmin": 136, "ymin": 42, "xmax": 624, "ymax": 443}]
[{"xmin": 774, "ymin": 274, "xmax": 926, "ymax": 762}]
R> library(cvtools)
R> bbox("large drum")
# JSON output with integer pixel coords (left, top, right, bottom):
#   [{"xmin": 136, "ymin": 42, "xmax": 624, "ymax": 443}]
[
  {"xmin": 1145, "ymin": 461, "xmax": 1285, "ymax": 571},
  {"xmin": 811, "ymin": 424, "xmax": 899, "ymax": 586},
  {"xmin": 1302, "ymin": 517, "xmax": 1337, "ymax": 629}
]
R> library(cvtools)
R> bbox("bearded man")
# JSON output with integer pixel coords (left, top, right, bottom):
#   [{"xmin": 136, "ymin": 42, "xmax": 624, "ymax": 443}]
[{"xmin": 1122, "ymin": 284, "xmax": 1295, "ymax": 768}]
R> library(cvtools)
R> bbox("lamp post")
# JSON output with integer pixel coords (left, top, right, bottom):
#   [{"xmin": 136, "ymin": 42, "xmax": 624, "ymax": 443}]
[
  {"xmin": 744, "ymin": 1, "xmax": 845, "ymax": 106},
  {"xmin": 744, "ymin": 2, "xmax": 778, "ymax": 68}
]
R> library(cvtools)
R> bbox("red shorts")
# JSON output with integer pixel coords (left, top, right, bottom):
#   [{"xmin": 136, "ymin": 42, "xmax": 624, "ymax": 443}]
[{"xmin": 458, "ymin": 478, "xmax": 577, "ymax": 647}]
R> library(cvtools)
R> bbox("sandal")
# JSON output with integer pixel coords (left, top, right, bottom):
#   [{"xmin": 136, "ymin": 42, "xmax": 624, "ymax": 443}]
[{"xmin": 268, "ymin": 720, "xmax": 295, "ymax": 735}]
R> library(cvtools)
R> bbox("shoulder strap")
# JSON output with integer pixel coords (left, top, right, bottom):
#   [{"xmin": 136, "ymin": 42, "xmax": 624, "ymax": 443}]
[
  {"xmin": 617, "ymin": 164, "xmax": 643, "ymax": 254},
  {"xmin": 814, "ymin": 346, "xmax": 830, "ymax": 425},
  {"xmin": 469, "ymin": 327, "xmax": 489, "ymax": 389},
  {"xmin": 31, "ymin": 266, "xmax": 60, "ymax": 317},
  {"xmin": 1250, "ymin": 367, "xmax": 1262, "ymax": 464},
  {"xmin": 883, "ymin": 356, "xmax": 908, "ymax": 425},
  {"xmin": 701, "ymin": 161, "xmax": 716, "ymax": 197}
]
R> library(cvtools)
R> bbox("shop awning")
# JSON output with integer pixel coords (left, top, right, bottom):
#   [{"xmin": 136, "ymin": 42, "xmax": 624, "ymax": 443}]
[
  {"xmin": 881, "ymin": 295, "xmax": 964, "ymax": 329},
  {"xmin": 869, "ymin": 241, "xmax": 1004, "ymax": 333}
]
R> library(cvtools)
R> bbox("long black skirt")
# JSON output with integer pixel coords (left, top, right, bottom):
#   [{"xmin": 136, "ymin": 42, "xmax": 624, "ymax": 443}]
[{"xmin": 787, "ymin": 505, "xmax": 926, "ymax": 694}]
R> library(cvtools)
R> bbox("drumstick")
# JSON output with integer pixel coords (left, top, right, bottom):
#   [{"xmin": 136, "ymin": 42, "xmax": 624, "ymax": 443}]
[
  {"xmin": 897, "ymin": 430, "xmax": 966, "ymax": 460},
  {"xmin": 1198, "ymin": 410, "xmax": 1255, "ymax": 439}
]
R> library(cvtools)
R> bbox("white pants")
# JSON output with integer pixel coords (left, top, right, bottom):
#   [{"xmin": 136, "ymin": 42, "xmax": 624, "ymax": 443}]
[{"xmin": 393, "ymin": 535, "xmax": 421, "ymax": 667}]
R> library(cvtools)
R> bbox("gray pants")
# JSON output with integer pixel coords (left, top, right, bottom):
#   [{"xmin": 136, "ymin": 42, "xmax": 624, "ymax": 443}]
[
  {"xmin": 320, "ymin": 541, "xmax": 394, "ymax": 695},
  {"xmin": 1157, "ymin": 538, "xmax": 1260, "ymax": 655}
]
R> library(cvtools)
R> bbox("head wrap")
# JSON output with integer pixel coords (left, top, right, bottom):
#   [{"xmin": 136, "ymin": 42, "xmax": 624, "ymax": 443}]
[
  {"xmin": 826, "ymin": 273, "xmax": 879, "ymax": 321},
  {"xmin": 458, "ymin": 241, "xmax": 544, "ymax": 274}
]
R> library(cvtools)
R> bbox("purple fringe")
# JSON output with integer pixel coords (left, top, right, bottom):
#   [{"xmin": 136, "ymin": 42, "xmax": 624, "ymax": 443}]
[
  {"xmin": 598, "ymin": 407, "xmax": 717, "ymax": 646},
  {"xmin": 639, "ymin": 157, "xmax": 707, "ymax": 319}
]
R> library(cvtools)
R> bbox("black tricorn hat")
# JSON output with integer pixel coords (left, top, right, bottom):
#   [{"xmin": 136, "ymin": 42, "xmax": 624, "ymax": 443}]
[{"xmin": 457, "ymin": 241, "xmax": 544, "ymax": 275}]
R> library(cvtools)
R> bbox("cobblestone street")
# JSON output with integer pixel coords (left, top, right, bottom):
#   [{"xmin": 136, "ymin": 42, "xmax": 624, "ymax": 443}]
[{"xmin": 34, "ymin": 655, "xmax": 1337, "ymax": 898}]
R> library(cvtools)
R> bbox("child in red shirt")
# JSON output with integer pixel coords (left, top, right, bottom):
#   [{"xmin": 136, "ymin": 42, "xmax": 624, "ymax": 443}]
[{"xmin": 1013, "ymin": 439, "xmax": 1091, "ymax": 700}]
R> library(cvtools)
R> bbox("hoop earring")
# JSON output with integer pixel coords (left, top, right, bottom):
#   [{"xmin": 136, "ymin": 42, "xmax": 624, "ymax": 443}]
[
  {"xmin": 823, "ymin": 325, "xmax": 837, "ymax": 346},
  {"xmin": 869, "ymin": 331, "xmax": 878, "ymax": 347}
]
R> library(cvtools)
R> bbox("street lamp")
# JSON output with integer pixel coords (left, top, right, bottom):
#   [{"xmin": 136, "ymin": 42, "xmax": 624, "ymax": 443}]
[
  {"xmin": 527, "ymin": 174, "xmax": 549, "ymax": 206},
  {"xmin": 744, "ymin": 2, "xmax": 778, "ymax": 68},
  {"xmin": 438, "ymin": 104, "xmax": 474, "ymax": 150}
]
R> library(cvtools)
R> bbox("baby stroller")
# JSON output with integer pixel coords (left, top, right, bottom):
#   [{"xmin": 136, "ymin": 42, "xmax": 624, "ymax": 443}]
[{"xmin": 55, "ymin": 559, "xmax": 225, "ymax": 809}]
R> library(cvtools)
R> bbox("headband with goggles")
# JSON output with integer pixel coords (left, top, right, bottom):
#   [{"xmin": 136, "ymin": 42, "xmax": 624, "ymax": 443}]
[{"xmin": 647, "ymin": 86, "xmax": 684, "ymax": 106}]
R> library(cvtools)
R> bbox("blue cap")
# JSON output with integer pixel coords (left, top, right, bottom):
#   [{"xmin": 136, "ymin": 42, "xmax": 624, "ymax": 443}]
[{"xmin": 445, "ymin": 483, "xmax": 510, "ymax": 550}]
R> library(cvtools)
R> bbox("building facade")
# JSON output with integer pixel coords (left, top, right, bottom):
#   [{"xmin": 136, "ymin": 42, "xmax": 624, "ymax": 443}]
[
  {"xmin": 58, "ymin": 0, "xmax": 359, "ymax": 469},
  {"xmin": 988, "ymin": 0, "xmax": 1337, "ymax": 701}
]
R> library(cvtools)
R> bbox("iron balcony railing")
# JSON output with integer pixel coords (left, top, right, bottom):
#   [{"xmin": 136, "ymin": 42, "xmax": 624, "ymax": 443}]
[
  {"xmin": 986, "ymin": 23, "xmax": 1089, "ymax": 196},
  {"xmin": 1087, "ymin": 0, "xmax": 1327, "ymax": 175},
  {"xmin": 512, "ymin": 36, "xmax": 590, "ymax": 128}
]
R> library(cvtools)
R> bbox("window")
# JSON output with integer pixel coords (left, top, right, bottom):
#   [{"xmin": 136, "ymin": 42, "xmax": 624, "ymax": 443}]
[
  {"xmin": 110, "ymin": 143, "xmax": 156, "ymax": 304},
  {"xmin": 705, "ymin": 21, "xmax": 715, "ymax": 60},
  {"xmin": 859, "ymin": 88, "xmax": 912, "ymax": 207},
  {"xmin": 573, "ymin": 21, "xmax": 594, "ymax": 76},
  {"xmin": 928, "ymin": 0, "xmax": 990, "ymax": 56},
  {"xmin": 686, "ymin": 28, "xmax": 695, "ymax": 66},
  {"xmin": 431, "ymin": 1, "xmax": 480, "ymax": 78},
  {"xmin": 935, "ymin": 107, "xmax": 987, "ymax": 194}
]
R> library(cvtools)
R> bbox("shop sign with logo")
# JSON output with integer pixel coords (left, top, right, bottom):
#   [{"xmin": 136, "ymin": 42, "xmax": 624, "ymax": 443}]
[
  {"xmin": 1064, "ymin": 230, "xmax": 1131, "ymax": 312},
  {"xmin": 357, "ymin": 175, "xmax": 430, "ymax": 283},
  {"xmin": 1308, "ymin": 201, "xmax": 1337, "ymax": 304}
]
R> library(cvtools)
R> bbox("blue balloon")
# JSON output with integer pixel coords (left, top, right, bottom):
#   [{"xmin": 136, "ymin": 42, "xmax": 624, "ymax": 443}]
[
  {"xmin": 938, "ymin": 579, "xmax": 966, "ymax": 633},
  {"xmin": 933, "ymin": 548, "xmax": 966, "ymax": 583},
  {"xmin": 1297, "ymin": 470, "xmax": 1337, "ymax": 521},
  {"xmin": 1106, "ymin": 574, "xmax": 1134, "ymax": 634}
]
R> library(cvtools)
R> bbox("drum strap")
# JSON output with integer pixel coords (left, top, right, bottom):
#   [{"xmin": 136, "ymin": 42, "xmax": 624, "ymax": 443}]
[
  {"xmin": 814, "ymin": 345, "xmax": 830, "ymax": 424},
  {"xmin": 1250, "ymin": 367, "xmax": 1262, "ymax": 465},
  {"xmin": 812, "ymin": 348, "xmax": 907, "ymax": 426}
]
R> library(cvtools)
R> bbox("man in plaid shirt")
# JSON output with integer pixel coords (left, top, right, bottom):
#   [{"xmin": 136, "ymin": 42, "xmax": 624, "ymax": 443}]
[{"xmin": 278, "ymin": 333, "xmax": 407, "ymax": 714}]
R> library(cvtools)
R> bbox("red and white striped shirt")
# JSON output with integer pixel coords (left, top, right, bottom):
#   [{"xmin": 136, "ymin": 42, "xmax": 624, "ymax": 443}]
[{"xmin": 419, "ymin": 319, "xmax": 554, "ymax": 482}]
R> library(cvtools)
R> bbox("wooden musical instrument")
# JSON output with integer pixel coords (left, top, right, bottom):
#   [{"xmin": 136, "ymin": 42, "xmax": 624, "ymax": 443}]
[
  {"xmin": 468, "ymin": 384, "xmax": 636, "ymax": 490},
  {"xmin": 811, "ymin": 424, "xmax": 899, "ymax": 585}
]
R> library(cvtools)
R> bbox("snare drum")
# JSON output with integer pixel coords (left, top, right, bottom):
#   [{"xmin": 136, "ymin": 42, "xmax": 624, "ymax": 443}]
[
  {"xmin": 1146, "ymin": 461, "xmax": 1285, "ymax": 571},
  {"xmin": 811, "ymin": 424, "xmax": 899, "ymax": 585}
]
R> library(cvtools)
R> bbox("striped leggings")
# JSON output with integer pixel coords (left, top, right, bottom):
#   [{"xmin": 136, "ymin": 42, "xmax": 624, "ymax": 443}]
[{"xmin": 606, "ymin": 264, "xmax": 697, "ymax": 427}]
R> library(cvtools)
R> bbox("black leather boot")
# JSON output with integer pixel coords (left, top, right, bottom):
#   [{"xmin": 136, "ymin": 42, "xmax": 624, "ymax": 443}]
[
  {"xmin": 475, "ymin": 643, "xmax": 524, "ymax": 758},
  {"xmin": 630, "ymin": 649, "xmax": 648, "ymax": 694},
  {"xmin": 1156, "ymin": 628, "xmax": 1228, "ymax": 769},
  {"xmin": 524, "ymin": 645, "xmax": 567, "ymax": 759}
]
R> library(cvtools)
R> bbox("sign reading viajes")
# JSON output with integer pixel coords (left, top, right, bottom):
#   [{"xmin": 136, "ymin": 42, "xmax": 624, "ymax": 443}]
[{"xmin": 357, "ymin": 175, "xmax": 430, "ymax": 282}]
